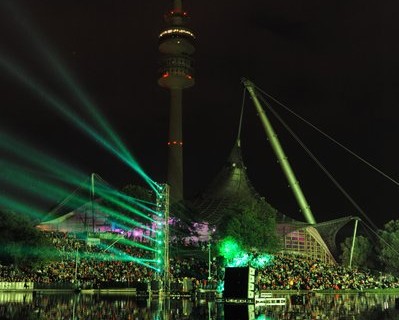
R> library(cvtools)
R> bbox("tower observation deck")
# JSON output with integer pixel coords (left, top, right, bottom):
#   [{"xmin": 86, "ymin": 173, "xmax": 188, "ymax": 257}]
[{"xmin": 158, "ymin": 0, "xmax": 195, "ymax": 202}]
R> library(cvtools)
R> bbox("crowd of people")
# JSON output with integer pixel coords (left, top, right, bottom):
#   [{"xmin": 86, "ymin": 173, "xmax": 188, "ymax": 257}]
[
  {"xmin": 0, "ymin": 231, "xmax": 212, "ymax": 290},
  {"xmin": 0, "ymin": 231, "xmax": 398, "ymax": 292},
  {"xmin": 258, "ymin": 255, "xmax": 399, "ymax": 291}
]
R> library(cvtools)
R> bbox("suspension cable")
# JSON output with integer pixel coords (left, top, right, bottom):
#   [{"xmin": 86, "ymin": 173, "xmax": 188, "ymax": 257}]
[
  {"xmin": 237, "ymin": 87, "xmax": 247, "ymax": 144},
  {"xmin": 255, "ymin": 92, "xmax": 378, "ymax": 230},
  {"xmin": 254, "ymin": 85, "xmax": 399, "ymax": 188}
]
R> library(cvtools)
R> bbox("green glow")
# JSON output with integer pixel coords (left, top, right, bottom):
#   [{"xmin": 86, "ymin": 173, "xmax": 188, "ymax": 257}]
[
  {"xmin": 226, "ymin": 251, "xmax": 274, "ymax": 268},
  {"xmin": 216, "ymin": 282, "xmax": 224, "ymax": 293},
  {"xmin": 252, "ymin": 253, "xmax": 274, "ymax": 269},
  {"xmin": 228, "ymin": 253, "xmax": 250, "ymax": 267},
  {"xmin": 219, "ymin": 237, "xmax": 274, "ymax": 268},
  {"xmin": 227, "ymin": 253, "xmax": 268, "ymax": 268},
  {"xmin": 219, "ymin": 237, "xmax": 242, "ymax": 261}
]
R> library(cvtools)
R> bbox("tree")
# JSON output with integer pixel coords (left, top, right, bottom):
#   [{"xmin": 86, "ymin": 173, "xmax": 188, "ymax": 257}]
[
  {"xmin": 217, "ymin": 197, "xmax": 281, "ymax": 253},
  {"xmin": 377, "ymin": 220, "xmax": 399, "ymax": 275},
  {"xmin": 339, "ymin": 235, "xmax": 375, "ymax": 269},
  {"xmin": 0, "ymin": 209, "xmax": 53, "ymax": 267}
]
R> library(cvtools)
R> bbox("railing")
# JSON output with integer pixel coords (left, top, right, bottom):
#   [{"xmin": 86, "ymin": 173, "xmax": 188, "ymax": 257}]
[{"xmin": 0, "ymin": 282, "xmax": 34, "ymax": 290}]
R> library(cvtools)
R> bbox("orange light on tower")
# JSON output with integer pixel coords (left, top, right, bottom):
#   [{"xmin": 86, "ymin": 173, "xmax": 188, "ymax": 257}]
[{"xmin": 167, "ymin": 141, "xmax": 183, "ymax": 146}]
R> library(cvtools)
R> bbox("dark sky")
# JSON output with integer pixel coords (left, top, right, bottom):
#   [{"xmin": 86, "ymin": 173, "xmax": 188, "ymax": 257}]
[{"xmin": 1, "ymin": 0, "xmax": 399, "ymax": 228}]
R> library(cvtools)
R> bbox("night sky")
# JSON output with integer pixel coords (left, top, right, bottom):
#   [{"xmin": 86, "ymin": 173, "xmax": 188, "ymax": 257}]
[{"xmin": 1, "ymin": 0, "xmax": 398, "ymax": 228}]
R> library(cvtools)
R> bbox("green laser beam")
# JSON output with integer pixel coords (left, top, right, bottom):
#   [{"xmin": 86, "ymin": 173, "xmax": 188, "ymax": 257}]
[
  {"xmin": 0, "ymin": 133, "xmax": 87, "ymax": 188},
  {"xmin": 0, "ymin": 193, "xmax": 44, "ymax": 219},
  {"xmin": 0, "ymin": 160, "xmax": 89, "ymax": 209},
  {"xmin": 94, "ymin": 187, "xmax": 156, "ymax": 223},
  {"xmin": 0, "ymin": 54, "xmax": 158, "ymax": 194},
  {"xmin": 105, "ymin": 188, "xmax": 160, "ymax": 216},
  {"xmin": 96, "ymin": 243, "xmax": 158, "ymax": 269},
  {"xmin": 97, "ymin": 205, "xmax": 155, "ymax": 233},
  {"xmin": 117, "ymin": 237, "xmax": 158, "ymax": 252},
  {"xmin": 1, "ymin": 0, "xmax": 159, "ymax": 193},
  {"xmin": 0, "ymin": 136, "xmax": 156, "ymax": 226}
]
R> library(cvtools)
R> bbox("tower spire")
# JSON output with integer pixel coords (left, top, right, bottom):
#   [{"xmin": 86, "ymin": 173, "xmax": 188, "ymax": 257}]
[
  {"xmin": 158, "ymin": 1, "xmax": 195, "ymax": 202},
  {"xmin": 173, "ymin": 0, "xmax": 182, "ymax": 11}
]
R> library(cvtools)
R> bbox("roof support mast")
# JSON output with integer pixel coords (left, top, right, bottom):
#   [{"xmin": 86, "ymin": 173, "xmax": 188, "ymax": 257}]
[{"xmin": 242, "ymin": 79, "xmax": 316, "ymax": 225}]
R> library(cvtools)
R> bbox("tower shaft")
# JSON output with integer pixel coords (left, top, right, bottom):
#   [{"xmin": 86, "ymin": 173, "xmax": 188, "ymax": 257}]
[
  {"xmin": 167, "ymin": 88, "xmax": 183, "ymax": 201},
  {"xmin": 158, "ymin": 1, "xmax": 195, "ymax": 202}
]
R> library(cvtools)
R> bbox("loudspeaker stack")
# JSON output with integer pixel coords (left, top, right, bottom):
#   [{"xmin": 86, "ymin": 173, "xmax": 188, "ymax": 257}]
[{"xmin": 223, "ymin": 266, "xmax": 256, "ymax": 303}]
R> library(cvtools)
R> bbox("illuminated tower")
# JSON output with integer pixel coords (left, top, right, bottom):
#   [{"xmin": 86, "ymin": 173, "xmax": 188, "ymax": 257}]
[{"xmin": 158, "ymin": 0, "xmax": 195, "ymax": 202}]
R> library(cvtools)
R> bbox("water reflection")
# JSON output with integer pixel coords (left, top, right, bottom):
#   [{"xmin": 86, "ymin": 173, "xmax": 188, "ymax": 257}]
[{"xmin": 0, "ymin": 291, "xmax": 398, "ymax": 319}]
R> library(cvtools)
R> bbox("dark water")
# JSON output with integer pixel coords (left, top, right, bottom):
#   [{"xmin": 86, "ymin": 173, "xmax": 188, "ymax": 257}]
[{"xmin": 0, "ymin": 291, "xmax": 398, "ymax": 319}]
